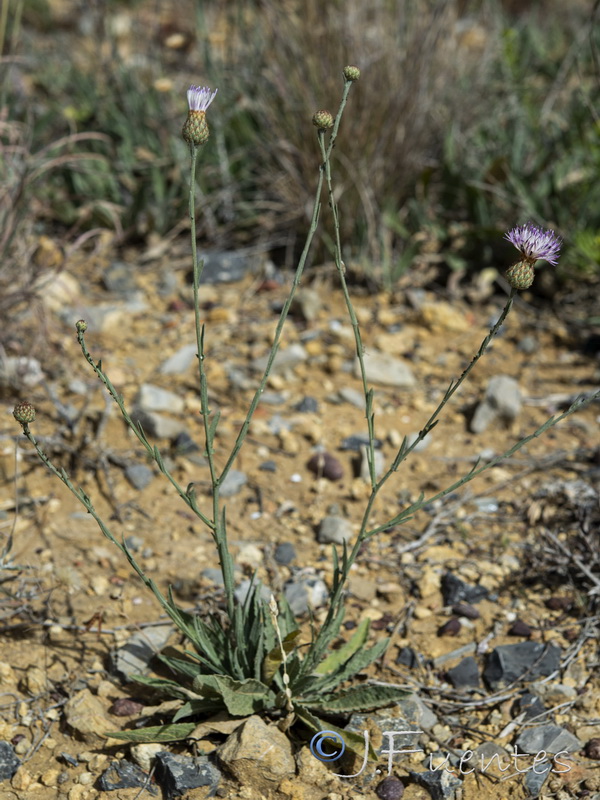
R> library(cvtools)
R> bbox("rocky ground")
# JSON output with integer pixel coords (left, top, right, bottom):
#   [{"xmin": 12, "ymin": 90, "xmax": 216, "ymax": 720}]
[{"xmin": 1, "ymin": 237, "xmax": 600, "ymax": 800}]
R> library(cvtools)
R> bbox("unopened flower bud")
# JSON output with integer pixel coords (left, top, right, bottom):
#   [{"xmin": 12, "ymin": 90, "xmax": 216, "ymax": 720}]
[
  {"xmin": 343, "ymin": 65, "xmax": 360, "ymax": 82},
  {"xmin": 312, "ymin": 110, "xmax": 334, "ymax": 130},
  {"xmin": 182, "ymin": 85, "xmax": 218, "ymax": 147},
  {"xmin": 13, "ymin": 401, "xmax": 36, "ymax": 426},
  {"xmin": 76, "ymin": 319, "xmax": 87, "ymax": 334},
  {"xmin": 506, "ymin": 260, "xmax": 535, "ymax": 291}
]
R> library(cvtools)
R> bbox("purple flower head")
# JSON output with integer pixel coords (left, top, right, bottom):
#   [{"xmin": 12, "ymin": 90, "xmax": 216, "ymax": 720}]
[
  {"xmin": 505, "ymin": 223, "xmax": 562, "ymax": 267},
  {"xmin": 187, "ymin": 85, "xmax": 218, "ymax": 112}
]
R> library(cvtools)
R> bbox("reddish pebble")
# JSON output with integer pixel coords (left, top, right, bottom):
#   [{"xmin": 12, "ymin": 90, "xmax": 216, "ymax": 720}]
[
  {"xmin": 546, "ymin": 596, "xmax": 572, "ymax": 611},
  {"xmin": 307, "ymin": 452, "xmax": 344, "ymax": 481},
  {"xmin": 438, "ymin": 617, "xmax": 461, "ymax": 636},
  {"xmin": 109, "ymin": 697, "xmax": 145, "ymax": 717},
  {"xmin": 585, "ymin": 738, "xmax": 600, "ymax": 760},
  {"xmin": 508, "ymin": 619, "xmax": 533, "ymax": 637},
  {"xmin": 376, "ymin": 776, "xmax": 404, "ymax": 800},
  {"xmin": 452, "ymin": 602, "xmax": 480, "ymax": 620}
]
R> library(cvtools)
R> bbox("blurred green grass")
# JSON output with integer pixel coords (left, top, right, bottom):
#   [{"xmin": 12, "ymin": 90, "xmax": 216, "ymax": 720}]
[{"xmin": 3, "ymin": 0, "xmax": 599, "ymax": 292}]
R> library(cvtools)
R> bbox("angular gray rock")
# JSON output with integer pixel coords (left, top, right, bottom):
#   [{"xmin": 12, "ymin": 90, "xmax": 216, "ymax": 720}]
[
  {"xmin": 109, "ymin": 625, "xmax": 173, "ymax": 679},
  {"xmin": 483, "ymin": 642, "xmax": 561, "ymax": 689},
  {"xmin": 251, "ymin": 343, "xmax": 308, "ymax": 374},
  {"xmin": 318, "ymin": 515, "xmax": 354, "ymax": 545},
  {"xmin": 136, "ymin": 384, "xmax": 185, "ymax": 414},
  {"xmin": 155, "ymin": 751, "xmax": 221, "ymax": 799},
  {"xmin": 516, "ymin": 724, "xmax": 582, "ymax": 754},
  {"xmin": 471, "ymin": 374, "xmax": 522, "ymax": 433},
  {"xmin": 0, "ymin": 741, "xmax": 20, "ymax": 781},
  {"xmin": 356, "ymin": 351, "xmax": 416, "ymax": 388},
  {"xmin": 158, "ymin": 343, "xmax": 198, "ymax": 375},
  {"xmin": 283, "ymin": 574, "xmax": 329, "ymax": 615}
]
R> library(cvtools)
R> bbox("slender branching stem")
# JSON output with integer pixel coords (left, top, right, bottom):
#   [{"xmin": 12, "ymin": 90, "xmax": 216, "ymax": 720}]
[{"xmin": 76, "ymin": 329, "xmax": 214, "ymax": 531}]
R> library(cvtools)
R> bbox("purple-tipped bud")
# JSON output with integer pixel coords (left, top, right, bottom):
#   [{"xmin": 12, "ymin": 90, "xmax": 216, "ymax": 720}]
[
  {"xmin": 343, "ymin": 65, "xmax": 361, "ymax": 82},
  {"xmin": 182, "ymin": 85, "xmax": 218, "ymax": 147},
  {"xmin": 505, "ymin": 223, "xmax": 562, "ymax": 266},
  {"xmin": 312, "ymin": 110, "xmax": 334, "ymax": 130},
  {"xmin": 13, "ymin": 400, "xmax": 36, "ymax": 426}
]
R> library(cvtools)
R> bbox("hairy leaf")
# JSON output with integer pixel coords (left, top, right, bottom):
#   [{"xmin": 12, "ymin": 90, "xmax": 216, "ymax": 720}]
[
  {"xmin": 300, "ymin": 683, "xmax": 410, "ymax": 714},
  {"xmin": 192, "ymin": 674, "xmax": 276, "ymax": 716},
  {"xmin": 315, "ymin": 618, "xmax": 370, "ymax": 675},
  {"xmin": 105, "ymin": 722, "xmax": 196, "ymax": 743},
  {"xmin": 307, "ymin": 637, "xmax": 390, "ymax": 696}
]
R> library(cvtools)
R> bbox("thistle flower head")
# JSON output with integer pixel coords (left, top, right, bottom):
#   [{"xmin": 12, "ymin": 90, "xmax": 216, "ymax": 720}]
[
  {"xmin": 343, "ymin": 65, "xmax": 361, "ymax": 82},
  {"xmin": 312, "ymin": 110, "xmax": 334, "ymax": 130},
  {"xmin": 186, "ymin": 85, "xmax": 218, "ymax": 112},
  {"xmin": 183, "ymin": 85, "xmax": 217, "ymax": 147},
  {"xmin": 13, "ymin": 400, "xmax": 36, "ymax": 426},
  {"xmin": 505, "ymin": 223, "xmax": 562, "ymax": 267}
]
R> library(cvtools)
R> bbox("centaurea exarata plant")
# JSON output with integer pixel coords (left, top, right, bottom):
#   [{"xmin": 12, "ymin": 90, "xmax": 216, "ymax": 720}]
[{"xmin": 13, "ymin": 70, "xmax": 600, "ymax": 756}]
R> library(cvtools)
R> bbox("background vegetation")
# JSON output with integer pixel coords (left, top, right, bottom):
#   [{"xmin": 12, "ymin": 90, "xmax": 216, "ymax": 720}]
[{"xmin": 1, "ymin": 0, "xmax": 599, "ymax": 306}]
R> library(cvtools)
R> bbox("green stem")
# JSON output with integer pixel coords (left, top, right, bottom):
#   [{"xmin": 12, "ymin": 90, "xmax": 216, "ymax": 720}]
[
  {"xmin": 188, "ymin": 145, "xmax": 236, "ymax": 621},
  {"xmin": 76, "ymin": 329, "xmax": 214, "ymax": 531},
  {"xmin": 20, "ymin": 426, "xmax": 199, "ymax": 643},
  {"xmin": 218, "ymin": 93, "xmax": 355, "ymax": 483}
]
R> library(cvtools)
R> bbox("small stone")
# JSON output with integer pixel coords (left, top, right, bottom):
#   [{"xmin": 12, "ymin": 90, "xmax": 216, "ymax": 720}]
[
  {"xmin": 63, "ymin": 690, "xmax": 114, "ymax": 745},
  {"xmin": 197, "ymin": 250, "xmax": 257, "ymax": 284},
  {"xmin": 420, "ymin": 301, "xmax": 471, "ymax": 333},
  {"xmin": 131, "ymin": 409, "xmax": 186, "ymax": 439},
  {"xmin": 259, "ymin": 460, "xmax": 277, "ymax": 472},
  {"xmin": 441, "ymin": 573, "xmax": 488, "ymax": 605},
  {"xmin": 337, "ymin": 387, "xmax": 366, "ymax": 408},
  {"xmin": 283, "ymin": 575, "xmax": 329, "ymax": 615},
  {"xmin": 108, "ymin": 697, "xmax": 145, "ymax": 717},
  {"xmin": 451, "ymin": 602, "xmax": 480, "ymax": 620},
  {"xmin": 218, "ymin": 470, "xmax": 248, "ymax": 497},
  {"xmin": 483, "ymin": 642, "xmax": 561, "ymax": 689},
  {"xmin": 395, "ymin": 647, "xmax": 421, "ymax": 670},
  {"xmin": 274, "ymin": 543, "xmax": 296, "ymax": 566},
  {"xmin": 446, "ymin": 657, "xmax": 480, "ymax": 689},
  {"xmin": 109, "ymin": 625, "xmax": 173, "ymax": 680},
  {"xmin": 251, "ymin": 343, "xmax": 308, "ymax": 375},
  {"xmin": 158, "ymin": 343, "xmax": 198, "ymax": 374},
  {"xmin": 376, "ymin": 775, "xmax": 404, "ymax": 800},
  {"xmin": 585, "ymin": 738, "xmax": 600, "ymax": 760},
  {"xmin": 357, "ymin": 351, "xmax": 416, "ymax": 388},
  {"xmin": 471, "ymin": 375, "xmax": 522, "ymax": 433},
  {"xmin": 358, "ymin": 445, "xmax": 385, "ymax": 481},
  {"xmin": 137, "ymin": 384, "xmax": 185, "ymax": 414},
  {"xmin": 155, "ymin": 751, "xmax": 221, "ymax": 796},
  {"xmin": 40, "ymin": 768, "xmax": 60, "ymax": 786},
  {"xmin": 294, "ymin": 396, "xmax": 319, "ymax": 413},
  {"xmin": 0, "ymin": 356, "xmax": 44, "ymax": 389},
  {"xmin": 24, "ymin": 665, "xmax": 47, "ymax": 695},
  {"xmin": 523, "ymin": 758, "xmax": 552, "ymax": 796},
  {"xmin": 518, "ymin": 691, "xmax": 546, "ymax": 720},
  {"xmin": 130, "ymin": 743, "xmax": 163, "ymax": 772},
  {"xmin": 307, "ymin": 452, "xmax": 344, "ymax": 481},
  {"xmin": 0, "ymin": 741, "xmax": 20, "ymax": 781},
  {"xmin": 98, "ymin": 760, "xmax": 156, "ymax": 793},
  {"xmin": 508, "ymin": 619, "xmax": 533, "ymax": 637},
  {"xmin": 290, "ymin": 288, "xmax": 322, "ymax": 321},
  {"xmin": 516, "ymin": 724, "xmax": 582, "ymax": 754},
  {"xmin": 438, "ymin": 618, "xmax": 461, "ymax": 637},
  {"xmin": 10, "ymin": 766, "xmax": 31, "ymax": 791},
  {"xmin": 125, "ymin": 463, "xmax": 154, "ymax": 490},
  {"xmin": 217, "ymin": 716, "xmax": 294, "ymax": 790},
  {"xmin": 318, "ymin": 516, "xmax": 354, "ymax": 545},
  {"xmin": 407, "ymin": 767, "xmax": 462, "ymax": 800},
  {"xmin": 340, "ymin": 434, "xmax": 382, "ymax": 451}
]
